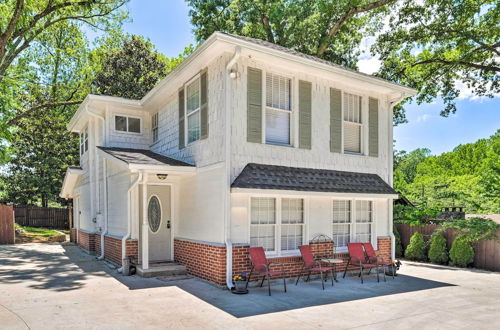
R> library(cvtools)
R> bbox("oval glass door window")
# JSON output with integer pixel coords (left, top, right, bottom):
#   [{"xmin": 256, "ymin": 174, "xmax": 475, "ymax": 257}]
[{"xmin": 148, "ymin": 196, "xmax": 161, "ymax": 233}]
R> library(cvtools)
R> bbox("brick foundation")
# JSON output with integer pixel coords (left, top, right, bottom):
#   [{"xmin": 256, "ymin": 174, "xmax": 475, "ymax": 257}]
[
  {"xmin": 174, "ymin": 238, "xmax": 226, "ymax": 285},
  {"xmin": 70, "ymin": 228, "xmax": 77, "ymax": 243},
  {"xmin": 75, "ymin": 230, "xmax": 137, "ymax": 266}
]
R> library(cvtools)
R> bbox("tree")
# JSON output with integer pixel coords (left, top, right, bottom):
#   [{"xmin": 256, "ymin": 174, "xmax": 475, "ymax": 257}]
[
  {"xmin": 405, "ymin": 231, "xmax": 426, "ymax": 261},
  {"xmin": 0, "ymin": 0, "xmax": 128, "ymax": 81},
  {"xmin": 374, "ymin": 0, "xmax": 499, "ymax": 123},
  {"xmin": 449, "ymin": 235, "xmax": 474, "ymax": 267},
  {"xmin": 1, "ymin": 109, "xmax": 78, "ymax": 207},
  {"xmin": 428, "ymin": 233, "xmax": 448, "ymax": 264},
  {"xmin": 187, "ymin": 0, "xmax": 398, "ymax": 69},
  {"xmin": 92, "ymin": 35, "xmax": 192, "ymax": 99}
]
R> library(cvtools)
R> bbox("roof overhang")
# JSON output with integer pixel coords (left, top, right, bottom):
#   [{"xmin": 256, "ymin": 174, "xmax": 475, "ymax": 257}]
[
  {"xmin": 97, "ymin": 148, "xmax": 196, "ymax": 174},
  {"xmin": 60, "ymin": 167, "xmax": 84, "ymax": 199},
  {"xmin": 231, "ymin": 188, "xmax": 398, "ymax": 199}
]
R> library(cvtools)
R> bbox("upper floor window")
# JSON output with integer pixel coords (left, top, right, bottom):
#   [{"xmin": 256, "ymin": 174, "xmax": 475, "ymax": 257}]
[
  {"xmin": 265, "ymin": 73, "xmax": 291, "ymax": 145},
  {"xmin": 152, "ymin": 112, "xmax": 159, "ymax": 143},
  {"xmin": 332, "ymin": 199, "xmax": 373, "ymax": 251},
  {"xmin": 250, "ymin": 197, "xmax": 304, "ymax": 255},
  {"xmin": 186, "ymin": 77, "xmax": 201, "ymax": 144},
  {"xmin": 115, "ymin": 115, "xmax": 141, "ymax": 134},
  {"xmin": 79, "ymin": 126, "xmax": 88, "ymax": 156},
  {"xmin": 343, "ymin": 93, "xmax": 362, "ymax": 153}
]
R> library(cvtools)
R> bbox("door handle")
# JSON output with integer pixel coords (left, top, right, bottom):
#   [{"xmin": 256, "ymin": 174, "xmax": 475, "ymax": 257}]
[{"xmin": 167, "ymin": 220, "xmax": 171, "ymax": 229}]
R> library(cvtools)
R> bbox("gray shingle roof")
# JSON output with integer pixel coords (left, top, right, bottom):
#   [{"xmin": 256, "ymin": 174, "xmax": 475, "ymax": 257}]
[
  {"xmin": 219, "ymin": 32, "xmax": 410, "ymax": 90},
  {"xmin": 98, "ymin": 147, "xmax": 193, "ymax": 167},
  {"xmin": 231, "ymin": 163, "xmax": 397, "ymax": 195}
]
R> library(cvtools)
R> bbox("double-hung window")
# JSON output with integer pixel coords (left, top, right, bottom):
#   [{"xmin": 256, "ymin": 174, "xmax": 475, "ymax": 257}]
[
  {"xmin": 152, "ymin": 112, "xmax": 159, "ymax": 143},
  {"xmin": 265, "ymin": 73, "xmax": 292, "ymax": 145},
  {"xmin": 250, "ymin": 197, "xmax": 305, "ymax": 255},
  {"xmin": 332, "ymin": 199, "xmax": 373, "ymax": 250},
  {"xmin": 343, "ymin": 93, "xmax": 362, "ymax": 153},
  {"xmin": 79, "ymin": 126, "xmax": 88, "ymax": 156},
  {"xmin": 332, "ymin": 200, "xmax": 351, "ymax": 249},
  {"xmin": 185, "ymin": 77, "xmax": 201, "ymax": 144},
  {"xmin": 115, "ymin": 115, "xmax": 141, "ymax": 133},
  {"xmin": 354, "ymin": 200, "xmax": 373, "ymax": 243}
]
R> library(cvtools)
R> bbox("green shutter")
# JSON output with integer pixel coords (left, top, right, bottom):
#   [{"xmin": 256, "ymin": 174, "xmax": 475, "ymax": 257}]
[
  {"xmin": 369, "ymin": 97, "xmax": 379, "ymax": 157},
  {"xmin": 178, "ymin": 88, "xmax": 185, "ymax": 149},
  {"xmin": 299, "ymin": 80, "xmax": 312, "ymax": 149},
  {"xmin": 247, "ymin": 67, "xmax": 263, "ymax": 143},
  {"xmin": 330, "ymin": 88, "xmax": 342, "ymax": 153},
  {"xmin": 200, "ymin": 69, "xmax": 208, "ymax": 140}
]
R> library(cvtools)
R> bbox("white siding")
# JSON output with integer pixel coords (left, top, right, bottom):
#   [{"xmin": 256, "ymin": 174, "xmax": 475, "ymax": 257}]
[{"xmin": 106, "ymin": 162, "xmax": 131, "ymax": 237}]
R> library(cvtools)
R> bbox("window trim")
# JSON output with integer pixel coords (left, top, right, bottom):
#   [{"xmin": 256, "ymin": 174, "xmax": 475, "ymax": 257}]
[
  {"xmin": 331, "ymin": 198, "xmax": 375, "ymax": 253},
  {"xmin": 248, "ymin": 195, "xmax": 308, "ymax": 257},
  {"xmin": 79, "ymin": 126, "xmax": 88, "ymax": 156},
  {"xmin": 151, "ymin": 112, "xmax": 159, "ymax": 144},
  {"xmin": 113, "ymin": 114, "xmax": 142, "ymax": 135},
  {"xmin": 262, "ymin": 70, "xmax": 296, "ymax": 147},
  {"xmin": 341, "ymin": 92, "xmax": 365, "ymax": 155},
  {"xmin": 184, "ymin": 73, "xmax": 202, "ymax": 146}
]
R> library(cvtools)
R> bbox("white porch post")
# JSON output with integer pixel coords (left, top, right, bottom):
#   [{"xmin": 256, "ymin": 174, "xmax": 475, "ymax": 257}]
[{"xmin": 141, "ymin": 175, "xmax": 149, "ymax": 270}]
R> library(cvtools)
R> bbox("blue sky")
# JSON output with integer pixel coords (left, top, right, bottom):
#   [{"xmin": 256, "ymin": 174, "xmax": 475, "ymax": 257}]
[{"xmin": 122, "ymin": 0, "xmax": 499, "ymax": 155}]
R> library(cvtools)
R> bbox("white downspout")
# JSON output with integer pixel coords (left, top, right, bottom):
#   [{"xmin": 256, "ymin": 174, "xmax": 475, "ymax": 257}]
[
  {"xmin": 118, "ymin": 171, "xmax": 143, "ymax": 273},
  {"xmin": 388, "ymin": 93, "xmax": 405, "ymax": 259},
  {"xmin": 97, "ymin": 158, "xmax": 108, "ymax": 260},
  {"xmin": 224, "ymin": 47, "xmax": 241, "ymax": 289}
]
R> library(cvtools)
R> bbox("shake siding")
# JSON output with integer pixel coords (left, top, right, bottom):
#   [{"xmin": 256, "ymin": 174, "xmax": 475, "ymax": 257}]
[{"xmin": 230, "ymin": 56, "xmax": 391, "ymax": 183}]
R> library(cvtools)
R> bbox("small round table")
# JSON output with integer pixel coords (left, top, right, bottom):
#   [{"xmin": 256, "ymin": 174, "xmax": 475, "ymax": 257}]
[{"xmin": 321, "ymin": 258, "xmax": 344, "ymax": 282}]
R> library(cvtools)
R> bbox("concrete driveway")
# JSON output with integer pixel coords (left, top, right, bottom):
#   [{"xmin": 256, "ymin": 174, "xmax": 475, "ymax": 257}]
[{"xmin": 0, "ymin": 243, "xmax": 499, "ymax": 330}]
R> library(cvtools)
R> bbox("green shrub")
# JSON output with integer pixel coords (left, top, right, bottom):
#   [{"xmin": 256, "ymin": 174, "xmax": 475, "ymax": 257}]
[
  {"xmin": 449, "ymin": 235, "xmax": 474, "ymax": 267},
  {"xmin": 394, "ymin": 225, "xmax": 403, "ymax": 258},
  {"xmin": 428, "ymin": 233, "xmax": 448, "ymax": 264},
  {"xmin": 405, "ymin": 232, "xmax": 426, "ymax": 261}
]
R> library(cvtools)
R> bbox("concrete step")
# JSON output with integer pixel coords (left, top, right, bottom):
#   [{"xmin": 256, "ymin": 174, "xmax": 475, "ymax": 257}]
[{"xmin": 136, "ymin": 263, "xmax": 187, "ymax": 278}]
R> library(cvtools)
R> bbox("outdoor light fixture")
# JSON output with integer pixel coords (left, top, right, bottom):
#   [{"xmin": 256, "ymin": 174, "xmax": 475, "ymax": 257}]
[{"xmin": 156, "ymin": 174, "xmax": 168, "ymax": 180}]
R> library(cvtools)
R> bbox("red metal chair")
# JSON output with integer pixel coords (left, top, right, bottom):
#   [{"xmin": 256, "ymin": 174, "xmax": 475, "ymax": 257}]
[
  {"xmin": 363, "ymin": 243, "xmax": 391, "ymax": 280},
  {"xmin": 246, "ymin": 247, "xmax": 287, "ymax": 296},
  {"xmin": 295, "ymin": 245, "xmax": 334, "ymax": 290},
  {"xmin": 342, "ymin": 242, "xmax": 380, "ymax": 283}
]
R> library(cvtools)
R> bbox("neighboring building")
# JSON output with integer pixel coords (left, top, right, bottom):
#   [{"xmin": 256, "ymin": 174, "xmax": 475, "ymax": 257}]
[{"xmin": 60, "ymin": 32, "xmax": 416, "ymax": 287}]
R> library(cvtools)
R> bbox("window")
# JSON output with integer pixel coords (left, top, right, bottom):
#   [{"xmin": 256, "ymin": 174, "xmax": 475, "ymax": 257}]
[
  {"xmin": 152, "ymin": 112, "xmax": 159, "ymax": 143},
  {"xmin": 79, "ymin": 126, "xmax": 88, "ymax": 156},
  {"xmin": 186, "ymin": 77, "xmax": 201, "ymax": 144},
  {"xmin": 332, "ymin": 199, "xmax": 373, "ymax": 250},
  {"xmin": 281, "ymin": 198, "xmax": 304, "ymax": 251},
  {"xmin": 250, "ymin": 197, "xmax": 276, "ymax": 251},
  {"xmin": 115, "ymin": 115, "xmax": 141, "ymax": 133},
  {"xmin": 355, "ymin": 200, "xmax": 372, "ymax": 243},
  {"xmin": 250, "ymin": 197, "xmax": 305, "ymax": 254},
  {"xmin": 332, "ymin": 200, "xmax": 351, "ymax": 249},
  {"xmin": 265, "ymin": 73, "xmax": 291, "ymax": 145},
  {"xmin": 343, "ymin": 93, "xmax": 362, "ymax": 153}
]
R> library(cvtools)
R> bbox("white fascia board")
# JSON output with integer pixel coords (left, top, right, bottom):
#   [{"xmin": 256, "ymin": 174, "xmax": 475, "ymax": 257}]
[
  {"xmin": 60, "ymin": 167, "xmax": 83, "ymax": 198},
  {"xmin": 231, "ymin": 188, "xmax": 399, "ymax": 199},
  {"xmin": 128, "ymin": 164, "xmax": 196, "ymax": 173}
]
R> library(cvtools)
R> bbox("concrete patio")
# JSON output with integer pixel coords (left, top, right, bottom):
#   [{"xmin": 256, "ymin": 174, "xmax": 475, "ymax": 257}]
[{"xmin": 1, "ymin": 243, "xmax": 499, "ymax": 329}]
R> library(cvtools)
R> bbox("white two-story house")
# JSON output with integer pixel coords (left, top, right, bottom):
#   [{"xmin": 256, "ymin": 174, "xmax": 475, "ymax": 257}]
[{"xmin": 60, "ymin": 32, "xmax": 416, "ymax": 287}]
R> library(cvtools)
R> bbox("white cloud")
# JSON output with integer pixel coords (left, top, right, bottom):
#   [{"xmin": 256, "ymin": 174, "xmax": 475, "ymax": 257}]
[
  {"xmin": 358, "ymin": 56, "xmax": 382, "ymax": 74},
  {"xmin": 416, "ymin": 114, "xmax": 431, "ymax": 123},
  {"xmin": 456, "ymin": 81, "xmax": 500, "ymax": 101}
]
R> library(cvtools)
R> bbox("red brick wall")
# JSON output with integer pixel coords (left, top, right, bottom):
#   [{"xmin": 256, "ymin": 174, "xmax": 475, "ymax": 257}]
[
  {"xmin": 77, "ymin": 230, "xmax": 96, "ymax": 254},
  {"xmin": 103, "ymin": 235, "xmax": 138, "ymax": 266},
  {"xmin": 174, "ymin": 239, "xmax": 226, "ymax": 285},
  {"xmin": 376, "ymin": 237, "xmax": 392, "ymax": 261}
]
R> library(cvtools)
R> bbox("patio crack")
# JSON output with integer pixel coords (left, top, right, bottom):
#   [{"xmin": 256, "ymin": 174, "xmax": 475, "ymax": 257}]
[
  {"xmin": 0, "ymin": 303, "xmax": 31, "ymax": 330},
  {"xmin": 343, "ymin": 310, "xmax": 437, "ymax": 329}
]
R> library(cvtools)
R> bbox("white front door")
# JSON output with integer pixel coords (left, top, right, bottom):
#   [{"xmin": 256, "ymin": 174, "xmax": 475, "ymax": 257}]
[{"xmin": 146, "ymin": 185, "xmax": 171, "ymax": 261}]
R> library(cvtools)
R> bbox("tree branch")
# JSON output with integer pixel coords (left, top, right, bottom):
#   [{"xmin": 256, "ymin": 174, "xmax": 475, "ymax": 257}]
[
  {"xmin": 316, "ymin": 0, "xmax": 397, "ymax": 56},
  {"xmin": 0, "ymin": 0, "xmax": 25, "ymax": 60},
  {"xmin": 412, "ymin": 58, "xmax": 499, "ymax": 73},
  {"xmin": 8, "ymin": 100, "xmax": 83, "ymax": 126}
]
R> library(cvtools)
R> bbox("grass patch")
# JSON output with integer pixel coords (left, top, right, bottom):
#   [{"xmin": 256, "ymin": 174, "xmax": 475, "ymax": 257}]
[{"xmin": 15, "ymin": 224, "xmax": 65, "ymax": 243}]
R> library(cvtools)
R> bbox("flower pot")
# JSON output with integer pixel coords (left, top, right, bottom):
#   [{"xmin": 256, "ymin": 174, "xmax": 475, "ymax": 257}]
[{"xmin": 234, "ymin": 280, "xmax": 247, "ymax": 292}]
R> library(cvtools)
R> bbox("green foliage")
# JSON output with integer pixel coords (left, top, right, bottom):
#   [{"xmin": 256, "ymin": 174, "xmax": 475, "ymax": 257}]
[
  {"xmin": 405, "ymin": 232, "xmax": 426, "ymax": 261},
  {"xmin": 394, "ymin": 225, "xmax": 403, "ymax": 258},
  {"xmin": 449, "ymin": 235, "xmax": 475, "ymax": 267},
  {"xmin": 187, "ymin": 0, "xmax": 396, "ymax": 69},
  {"xmin": 394, "ymin": 204, "xmax": 440, "ymax": 225},
  {"xmin": 440, "ymin": 217, "xmax": 500, "ymax": 242},
  {"xmin": 374, "ymin": 0, "xmax": 499, "ymax": 120},
  {"xmin": 92, "ymin": 35, "xmax": 191, "ymax": 99},
  {"xmin": 428, "ymin": 233, "xmax": 448, "ymax": 264},
  {"xmin": 394, "ymin": 131, "xmax": 500, "ymax": 213}
]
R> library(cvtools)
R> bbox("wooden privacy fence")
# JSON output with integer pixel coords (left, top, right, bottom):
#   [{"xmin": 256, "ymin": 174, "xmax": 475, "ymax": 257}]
[
  {"xmin": 0, "ymin": 204, "xmax": 15, "ymax": 244},
  {"xmin": 396, "ymin": 223, "xmax": 500, "ymax": 272},
  {"xmin": 14, "ymin": 206, "xmax": 69, "ymax": 229}
]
